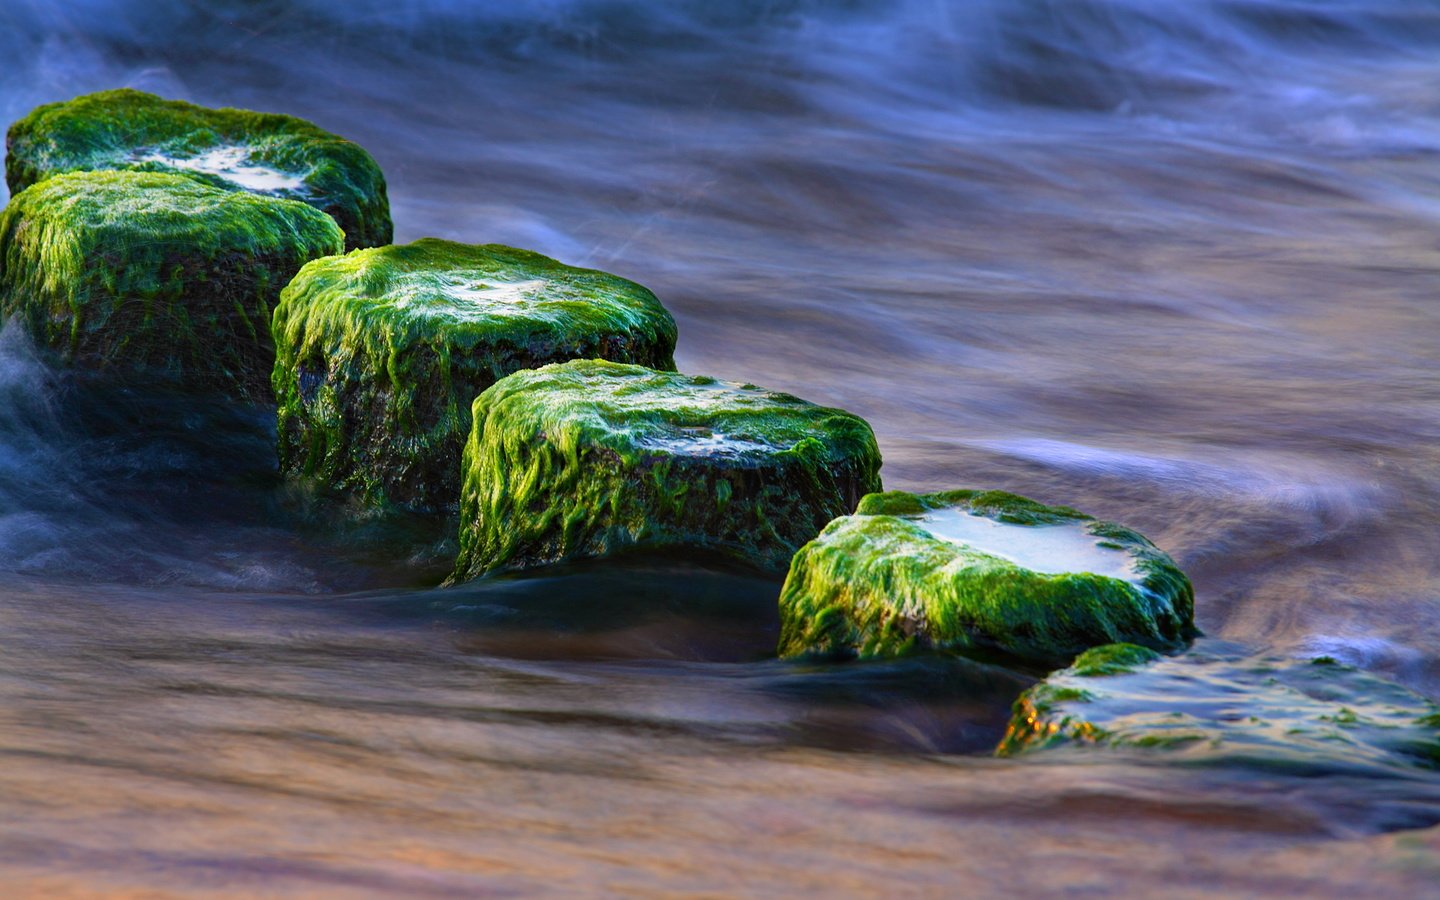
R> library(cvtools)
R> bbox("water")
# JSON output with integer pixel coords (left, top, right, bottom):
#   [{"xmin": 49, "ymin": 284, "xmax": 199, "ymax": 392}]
[
  {"xmin": 912, "ymin": 507, "xmax": 1140, "ymax": 579},
  {"xmin": 3, "ymin": 0, "xmax": 1440, "ymax": 893}
]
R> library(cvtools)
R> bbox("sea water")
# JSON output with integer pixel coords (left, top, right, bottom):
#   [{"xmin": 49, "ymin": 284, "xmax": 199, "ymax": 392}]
[{"xmin": 0, "ymin": 0, "xmax": 1438, "ymax": 893}]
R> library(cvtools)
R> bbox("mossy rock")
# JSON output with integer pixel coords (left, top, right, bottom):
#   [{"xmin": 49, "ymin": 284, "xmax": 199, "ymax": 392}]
[
  {"xmin": 0, "ymin": 170, "xmax": 344, "ymax": 399},
  {"xmin": 6, "ymin": 89, "xmax": 391, "ymax": 251},
  {"xmin": 272, "ymin": 240, "xmax": 680, "ymax": 512},
  {"xmin": 777, "ymin": 489, "xmax": 1195, "ymax": 667},
  {"xmin": 449, "ymin": 359, "xmax": 883, "ymax": 580},
  {"xmin": 998, "ymin": 641, "xmax": 1440, "ymax": 774}
]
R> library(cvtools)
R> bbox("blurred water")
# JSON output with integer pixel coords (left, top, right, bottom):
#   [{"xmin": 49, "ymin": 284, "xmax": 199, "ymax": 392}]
[{"xmin": 2, "ymin": 0, "xmax": 1440, "ymax": 893}]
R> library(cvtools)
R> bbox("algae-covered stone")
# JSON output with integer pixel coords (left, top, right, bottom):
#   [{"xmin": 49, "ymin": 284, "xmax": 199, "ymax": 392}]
[
  {"xmin": 998, "ymin": 641, "xmax": 1440, "ymax": 774},
  {"xmin": 449, "ymin": 359, "xmax": 883, "ymax": 580},
  {"xmin": 777, "ymin": 489, "xmax": 1195, "ymax": 667},
  {"xmin": 0, "ymin": 170, "xmax": 344, "ymax": 398},
  {"xmin": 272, "ymin": 240, "xmax": 679, "ymax": 512},
  {"xmin": 6, "ymin": 89, "xmax": 390, "ymax": 250}
]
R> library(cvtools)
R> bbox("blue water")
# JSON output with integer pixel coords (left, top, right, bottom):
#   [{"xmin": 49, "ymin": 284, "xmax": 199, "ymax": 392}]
[{"xmin": 2, "ymin": 0, "xmax": 1439, "ymax": 893}]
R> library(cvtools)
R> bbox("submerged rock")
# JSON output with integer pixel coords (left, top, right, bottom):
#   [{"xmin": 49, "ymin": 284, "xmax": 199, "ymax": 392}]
[
  {"xmin": 777, "ymin": 489, "xmax": 1194, "ymax": 667},
  {"xmin": 449, "ymin": 359, "xmax": 882, "ymax": 580},
  {"xmin": 272, "ymin": 240, "xmax": 679, "ymax": 512},
  {"xmin": 998, "ymin": 641, "xmax": 1440, "ymax": 774},
  {"xmin": 0, "ymin": 170, "xmax": 343, "ymax": 399},
  {"xmin": 6, "ymin": 89, "xmax": 391, "ymax": 250}
]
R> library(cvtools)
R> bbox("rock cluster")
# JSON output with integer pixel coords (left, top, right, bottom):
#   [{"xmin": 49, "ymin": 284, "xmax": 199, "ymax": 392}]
[
  {"xmin": 7, "ymin": 89, "xmax": 391, "ymax": 250},
  {"xmin": 29, "ymin": 91, "xmax": 1420, "ymax": 772},
  {"xmin": 272, "ymin": 239, "xmax": 678, "ymax": 511}
]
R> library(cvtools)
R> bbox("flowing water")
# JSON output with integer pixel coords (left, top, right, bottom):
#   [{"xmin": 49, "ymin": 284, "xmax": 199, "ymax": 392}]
[{"xmin": 2, "ymin": 0, "xmax": 1440, "ymax": 894}]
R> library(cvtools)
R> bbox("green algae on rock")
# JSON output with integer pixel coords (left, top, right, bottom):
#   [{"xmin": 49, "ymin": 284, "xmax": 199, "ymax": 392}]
[
  {"xmin": 449, "ymin": 359, "xmax": 882, "ymax": 581},
  {"xmin": 997, "ymin": 641, "xmax": 1440, "ymax": 774},
  {"xmin": 0, "ymin": 170, "xmax": 344, "ymax": 399},
  {"xmin": 777, "ymin": 489, "xmax": 1195, "ymax": 667},
  {"xmin": 272, "ymin": 241, "xmax": 680, "ymax": 512},
  {"xmin": 6, "ymin": 89, "xmax": 391, "ymax": 250}
]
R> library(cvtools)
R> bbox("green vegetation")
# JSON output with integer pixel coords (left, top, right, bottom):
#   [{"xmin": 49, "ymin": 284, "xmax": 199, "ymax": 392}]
[
  {"xmin": 272, "ymin": 240, "xmax": 679, "ymax": 511},
  {"xmin": 449, "ymin": 359, "xmax": 882, "ymax": 580},
  {"xmin": 1066, "ymin": 642, "xmax": 1162, "ymax": 677},
  {"xmin": 0, "ymin": 170, "xmax": 343, "ymax": 399},
  {"xmin": 7, "ymin": 89, "xmax": 390, "ymax": 250},
  {"xmin": 777, "ymin": 489, "xmax": 1195, "ymax": 667}
]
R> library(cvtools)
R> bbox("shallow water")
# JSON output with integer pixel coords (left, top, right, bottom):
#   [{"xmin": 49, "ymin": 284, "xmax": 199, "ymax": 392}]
[
  {"xmin": 915, "ymin": 507, "xmax": 1139, "ymax": 579},
  {"xmin": 2, "ymin": 0, "xmax": 1440, "ymax": 894}
]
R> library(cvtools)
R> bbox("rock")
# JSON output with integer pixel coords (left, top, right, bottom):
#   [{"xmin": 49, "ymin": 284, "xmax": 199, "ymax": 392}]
[
  {"xmin": 998, "ymin": 641, "xmax": 1440, "ymax": 775},
  {"xmin": 6, "ymin": 89, "xmax": 391, "ymax": 251},
  {"xmin": 272, "ymin": 240, "xmax": 679, "ymax": 512},
  {"xmin": 0, "ymin": 170, "xmax": 344, "ymax": 399},
  {"xmin": 777, "ymin": 489, "xmax": 1195, "ymax": 667},
  {"xmin": 449, "ymin": 359, "xmax": 882, "ymax": 580}
]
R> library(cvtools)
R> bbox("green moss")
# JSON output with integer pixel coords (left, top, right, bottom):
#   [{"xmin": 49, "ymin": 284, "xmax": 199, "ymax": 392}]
[
  {"xmin": 448, "ymin": 359, "xmax": 883, "ymax": 580},
  {"xmin": 7, "ymin": 89, "xmax": 390, "ymax": 250},
  {"xmin": 1028, "ymin": 685, "xmax": 1094, "ymax": 712},
  {"xmin": 272, "ymin": 240, "xmax": 679, "ymax": 511},
  {"xmin": 0, "ymin": 170, "xmax": 343, "ymax": 398},
  {"xmin": 857, "ymin": 488, "xmax": 1091, "ymax": 525},
  {"xmin": 1068, "ymin": 642, "xmax": 1162, "ymax": 677},
  {"xmin": 997, "ymin": 641, "xmax": 1440, "ymax": 773},
  {"xmin": 777, "ymin": 489, "xmax": 1196, "ymax": 667},
  {"xmin": 1130, "ymin": 733, "xmax": 1207, "ymax": 749}
]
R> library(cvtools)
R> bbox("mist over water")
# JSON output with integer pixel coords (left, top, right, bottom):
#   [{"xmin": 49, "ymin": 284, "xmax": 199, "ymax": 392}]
[{"xmin": 2, "ymin": 0, "xmax": 1440, "ymax": 893}]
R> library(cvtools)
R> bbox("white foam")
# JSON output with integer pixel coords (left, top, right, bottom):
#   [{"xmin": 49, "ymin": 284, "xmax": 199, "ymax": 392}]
[
  {"xmin": 448, "ymin": 279, "xmax": 552, "ymax": 306},
  {"xmin": 597, "ymin": 377, "xmax": 771, "ymax": 415},
  {"xmin": 636, "ymin": 428, "xmax": 773, "ymax": 457},
  {"xmin": 138, "ymin": 145, "xmax": 306, "ymax": 193},
  {"xmin": 915, "ymin": 507, "xmax": 1137, "ymax": 580},
  {"xmin": 391, "ymin": 276, "xmax": 573, "ymax": 321}
]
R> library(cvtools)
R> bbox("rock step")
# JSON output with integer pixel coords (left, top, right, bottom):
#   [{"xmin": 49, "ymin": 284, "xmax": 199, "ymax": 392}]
[
  {"xmin": 450, "ymin": 359, "xmax": 883, "ymax": 580},
  {"xmin": 0, "ymin": 170, "xmax": 343, "ymax": 399},
  {"xmin": 778, "ymin": 489, "xmax": 1195, "ymax": 667}
]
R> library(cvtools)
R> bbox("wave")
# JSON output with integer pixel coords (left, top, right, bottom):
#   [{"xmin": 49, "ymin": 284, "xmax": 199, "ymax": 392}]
[{"xmin": 5, "ymin": 0, "xmax": 1439, "ymax": 123}]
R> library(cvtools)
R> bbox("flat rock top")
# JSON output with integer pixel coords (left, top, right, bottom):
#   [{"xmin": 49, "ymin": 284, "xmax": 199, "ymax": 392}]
[
  {"xmin": 914, "ymin": 507, "xmax": 1137, "ymax": 580},
  {"xmin": 7, "ymin": 89, "xmax": 366, "ymax": 193},
  {"xmin": 2, "ymin": 170, "xmax": 341, "ymax": 246},
  {"xmin": 284, "ymin": 239, "xmax": 674, "ymax": 339},
  {"xmin": 476, "ymin": 359, "xmax": 878, "ymax": 463},
  {"xmin": 850, "ymin": 490, "xmax": 1162, "ymax": 585},
  {"xmin": 1004, "ymin": 641, "xmax": 1440, "ymax": 774}
]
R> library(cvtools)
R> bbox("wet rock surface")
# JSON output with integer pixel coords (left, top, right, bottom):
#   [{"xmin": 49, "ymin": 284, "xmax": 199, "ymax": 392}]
[
  {"xmin": 778, "ymin": 489, "xmax": 1195, "ymax": 667},
  {"xmin": 1000, "ymin": 641, "xmax": 1440, "ymax": 775},
  {"xmin": 0, "ymin": 170, "xmax": 343, "ymax": 399},
  {"xmin": 450, "ymin": 359, "xmax": 882, "ymax": 580}
]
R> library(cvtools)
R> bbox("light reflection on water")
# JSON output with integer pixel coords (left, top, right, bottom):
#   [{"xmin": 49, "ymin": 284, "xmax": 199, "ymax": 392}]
[{"xmin": 2, "ymin": 0, "xmax": 1440, "ymax": 892}]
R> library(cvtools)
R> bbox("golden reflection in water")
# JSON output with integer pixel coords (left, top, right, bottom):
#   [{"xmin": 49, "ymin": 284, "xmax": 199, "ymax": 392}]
[{"xmin": 0, "ymin": 580, "xmax": 1437, "ymax": 894}]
